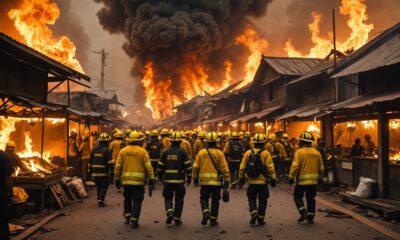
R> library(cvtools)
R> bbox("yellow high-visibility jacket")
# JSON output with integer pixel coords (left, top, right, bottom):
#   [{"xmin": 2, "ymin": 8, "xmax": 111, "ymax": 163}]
[
  {"xmin": 239, "ymin": 148, "xmax": 276, "ymax": 185},
  {"xmin": 193, "ymin": 148, "xmax": 230, "ymax": 186},
  {"xmin": 266, "ymin": 142, "xmax": 287, "ymax": 160},
  {"xmin": 193, "ymin": 138, "xmax": 204, "ymax": 156},
  {"xmin": 109, "ymin": 139, "xmax": 123, "ymax": 164},
  {"xmin": 162, "ymin": 137, "xmax": 171, "ymax": 151},
  {"xmin": 289, "ymin": 146, "xmax": 324, "ymax": 185},
  {"xmin": 115, "ymin": 145, "xmax": 154, "ymax": 185},
  {"xmin": 180, "ymin": 139, "xmax": 193, "ymax": 159}
]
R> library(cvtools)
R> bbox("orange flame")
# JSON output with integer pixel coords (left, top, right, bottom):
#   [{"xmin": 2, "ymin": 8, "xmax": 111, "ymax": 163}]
[
  {"xmin": 8, "ymin": 0, "xmax": 84, "ymax": 72},
  {"xmin": 235, "ymin": 28, "xmax": 269, "ymax": 88},
  {"xmin": 221, "ymin": 60, "xmax": 233, "ymax": 90},
  {"xmin": 285, "ymin": 0, "xmax": 374, "ymax": 58}
]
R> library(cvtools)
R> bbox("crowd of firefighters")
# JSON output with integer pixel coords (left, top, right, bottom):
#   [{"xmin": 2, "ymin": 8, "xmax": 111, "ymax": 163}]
[{"xmin": 84, "ymin": 127, "xmax": 324, "ymax": 229}]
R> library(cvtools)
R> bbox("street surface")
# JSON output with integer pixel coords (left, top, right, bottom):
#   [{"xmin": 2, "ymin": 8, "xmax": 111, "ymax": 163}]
[{"xmin": 37, "ymin": 184, "xmax": 389, "ymax": 240}]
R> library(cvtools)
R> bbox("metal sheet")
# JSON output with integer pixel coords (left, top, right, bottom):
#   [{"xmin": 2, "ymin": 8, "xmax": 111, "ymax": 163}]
[
  {"xmin": 263, "ymin": 56, "xmax": 323, "ymax": 76},
  {"xmin": 327, "ymin": 91, "xmax": 400, "ymax": 110}
]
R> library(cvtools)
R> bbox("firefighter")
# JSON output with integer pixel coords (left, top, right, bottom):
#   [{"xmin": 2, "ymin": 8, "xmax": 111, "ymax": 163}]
[
  {"xmin": 4, "ymin": 141, "xmax": 27, "ymax": 171},
  {"xmin": 79, "ymin": 130, "xmax": 91, "ymax": 180},
  {"xmin": 242, "ymin": 131, "xmax": 254, "ymax": 152},
  {"xmin": 216, "ymin": 132, "xmax": 224, "ymax": 150},
  {"xmin": 180, "ymin": 136, "xmax": 193, "ymax": 161},
  {"xmin": 160, "ymin": 128, "xmax": 171, "ymax": 151},
  {"xmin": 143, "ymin": 130, "xmax": 151, "ymax": 148},
  {"xmin": 238, "ymin": 133, "xmax": 277, "ymax": 226},
  {"xmin": 145, "ymin": 130, "xmax": 163, "ymax": 177},
  {"xmin": 114, "ymin": 131, "xmax": 155, "ymax": 229},
  {"xmin": 157, "ymin": 131, "xmax": 192, "ymax": 226},
  {"xmin": 282, "ymin": 134, "xmax": 295, "ymax": 178},
  {"xmin": 266, "ymin": 134, "xmax": 287, "ymax": 178},
  {"xmin": 223, "ymin": 131, "xmax": 243, "ymax": 188},
  {"xmin": 193, "ymin": 131, "xmax": 206, "ymax": 156},
  {"xmin": 190, "ymin": 131, "xmax": 198, "ymax": 147},
  {"xmin": 289, "ymin": 131, "xmax": 324, "ymax": 224},
  {"xmin": 109, "ymin": 130, "xmax": 124, "ymax": 184},
  {"xmin": 88, "ymin": 133, "xmax": 112, "ymax": 207},
  {"xmin": 68, "ymin": 131, "xmax": 80, "ymax": 177},
  {"xmin": 193, "ymin": 132, "xmax": 230, "ymax": 226}
]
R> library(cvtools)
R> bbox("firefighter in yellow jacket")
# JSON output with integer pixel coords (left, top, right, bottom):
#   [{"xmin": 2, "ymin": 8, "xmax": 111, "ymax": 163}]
[
  {"xmin": 193, "ymin": 132, "xmax": 230, "ymax": 227},
  {"xmin": 238, "ymin": 133, "xmax": 277, "ymax": 226},
  {"xmin": 114, "ymin": 131, "xmax": 155, "ymax": 229},
  {"xmin": 266, "ymin": 134, "xmax": 287, "ymax": 178},
  {"xmin": 109, "ymin": 130, "xmax": 124, "ymax": 183},
  {"xmin": 193, "ymin": 131, "xmax": 206, "ymax": 156},
  {"xmin": 160, "ymin": 128, "xmax": 171, "ymax": 151},
  {"xmin": 180, "ymin": 138, "xmax": 193, "ymax": 161},
  {"xmin": 289, "ymin": 131, "xmax": 324, "ymax": 224}
]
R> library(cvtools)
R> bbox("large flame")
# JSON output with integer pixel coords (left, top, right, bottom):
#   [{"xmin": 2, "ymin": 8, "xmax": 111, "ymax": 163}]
[
  {"xmin": 8, "ymin": 0, "xmax": 84, "ymax": 73},
  {"xmin": 141, "ymin": 27, "xmax": 268, "ymax": 120},
  {"xmin": 284, "ymin": 0, "xmax": 374, "ymax": 58},
  {"xmin": 236, "ymin": 28, "xmax": 269, "ymax": 88}
]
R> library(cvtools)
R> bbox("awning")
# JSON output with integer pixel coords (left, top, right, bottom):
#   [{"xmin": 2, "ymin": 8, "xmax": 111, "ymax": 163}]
[
  {"xmin": 276, "ymin": 101, "xmax": 333, "ymax": 121},
  {"xmin": 326, "ymin": 91, "xmax": 400, "ymax": 111},
  {"xmin": 176, "ymin": 115, "xmax": 196, "ymax": 124},
  {"xmin": 231, "ymin": 105, "xmax": 284, "ymax": 123},
  {"xmin": 199, "ymin": 115, "xmax": 232, "ymax": 125}
]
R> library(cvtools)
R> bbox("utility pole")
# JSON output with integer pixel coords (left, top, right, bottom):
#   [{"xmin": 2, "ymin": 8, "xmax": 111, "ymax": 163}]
[
  {"xmin": 332, "ymin": 9, "xmax": 337, "ymax": 70},
  {"xmin": 94, "ymin": 49, "xmax": 108, "ymax": 90}
]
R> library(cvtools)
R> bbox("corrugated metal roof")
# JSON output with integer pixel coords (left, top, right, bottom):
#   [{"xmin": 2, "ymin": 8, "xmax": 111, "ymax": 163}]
[
  {"xmin": 0, "ymin": 33, "xmax": 90, "ymax": 81},
  {"xmin": 232, "ymin": 105, "xmax": 284, "ymax": 123},
  {"xmin": 288, "ymin": 60, "xmax": 334, "ymax": 85},
  {"xmin": 333, "ymin": 34, "xmax": 400, "ymax": 77},
  {"xmin": 199, "ymin": 115, "xmax": 232, "ymax": 125},
  {"xmin": 263, "ymin": 56, "xmax": 323, "ymax": 76},
  {"xmin": 276, "ymin": 101, "xmax": 333, "ymax": 121},
  {"xmin": 327, "ymin": 91, "xmax": 400, "ymax": 110}
]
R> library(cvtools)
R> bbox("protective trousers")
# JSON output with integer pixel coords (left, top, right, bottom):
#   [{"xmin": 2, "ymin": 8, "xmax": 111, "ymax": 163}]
[
  {"xmin": 0, "ymin": 192, "xmax": 10, "ymax": 240},
  {"xmin": 247, "ymin": 184, "xmax": 269, "ymax": 220},
  {"xmin": 200, "ymin": 186, "xmax": 221, "ymax": 220},
  {"xmin": 163, "ymin": 183, "xmax": 186, "ymax": 220},
  {"xmin": 123, "ymin": 185, "xmax": 145, "ymax": 222},
  {"xmin": 294, "ymin": 185, "xmax": 317, "ymax": 217},
  {"xmin": 228, "ymin": 161, "xmax": 240, "ymax": 184},
  {"xmin": 151, "ymin": 161, "xmax": 158, "ymax": 176},
  {"xmin": 94, "ymin": 177, "xmax": 109, "ymax": 202}
]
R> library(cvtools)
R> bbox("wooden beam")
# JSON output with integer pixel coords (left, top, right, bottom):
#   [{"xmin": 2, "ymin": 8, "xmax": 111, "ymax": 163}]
[{"xmin": 378, "ymin": 112, "xmax": 389, "ymax": 198}]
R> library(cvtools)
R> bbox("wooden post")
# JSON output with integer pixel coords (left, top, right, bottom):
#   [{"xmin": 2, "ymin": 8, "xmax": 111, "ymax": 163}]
[
  {"xmin": 377, "ymin": 112, "xmax": 389, "ymax": 198},
  {"xmin": 40, "ymin": 111, "xmax": 45, "ymax": 160},
  {"xmin": 66, "ymin": 112, "xmax": 70, "ymax": 166}
]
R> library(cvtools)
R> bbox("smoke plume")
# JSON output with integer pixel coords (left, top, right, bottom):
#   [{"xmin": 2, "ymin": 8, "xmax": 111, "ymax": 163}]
[{"xmin": 94, "ymin": 0, "xmax": 272, "ymax": 116}]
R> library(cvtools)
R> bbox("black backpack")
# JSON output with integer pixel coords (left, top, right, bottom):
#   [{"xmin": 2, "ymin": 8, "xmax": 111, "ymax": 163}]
[
  {"xmin": 147, "ymin": 139, "xmax": 162, "ymax": 159},
  {"xmin": 229, "ymin": 140, "xmax": 243, "ymax": 160},
  {"xmin": 246, "ymin": 149, "xmax": 265, "ymax": 178}
]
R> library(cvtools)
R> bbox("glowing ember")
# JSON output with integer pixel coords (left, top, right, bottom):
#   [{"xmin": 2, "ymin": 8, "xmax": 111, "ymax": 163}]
[
  {"xmin": 15, "ymin": 167, "xmax": 21, "ymax": 177},
  {"xmin": 285, "ymin": 0, "xmax": 374, "ymax": 58},
  {"xmin": 122, "ymin": 110, "xmax": 129, "ymax": 118},
  {"xmin": 361, "ymin": 120, "xmax": 375, "ymax": 129},
  {"xmin": 235, "ymin": 28, "xmax": 269, "ymax": 89},
  {"xmin": 255, "ymin": 122, "xmax": 264, "ymax": 127},
  {"xmin": 230, "ymin": 122, "xmax": 238, "ymax": 128},
  {"xmin": 390, "ymin": 120, "xmax": 400, "ymax": 130},
  {"xmin": 29, "ymin": 159, "xmax": 38, "ymax": 172},
  {"xmin": 307, "ymin": 122, "xmax": 321, "ymax": 134},
  {"xmin": 8, "ymin": 0, "xmax": 84, "ymax": 72}
]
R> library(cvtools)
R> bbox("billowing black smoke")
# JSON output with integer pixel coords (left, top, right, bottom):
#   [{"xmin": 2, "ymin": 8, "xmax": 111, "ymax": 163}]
[{"xmin": 93, "ymin": 0, "xmax": 272, "ymax": 110}]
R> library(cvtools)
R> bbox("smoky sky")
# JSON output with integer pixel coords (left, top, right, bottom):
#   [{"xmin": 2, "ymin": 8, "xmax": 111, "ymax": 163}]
[
  {"xmin": 258, "ymin": 0, "xmax": 400, "ymax": 56},
  {"xmin": 93, "ymin": 0, "xmax": 272, "ymax": 108}
]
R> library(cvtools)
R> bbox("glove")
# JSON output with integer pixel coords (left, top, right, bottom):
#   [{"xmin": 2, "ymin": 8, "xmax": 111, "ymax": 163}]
[
  {"xmin": 238, "ymin": 178, "xmax": 245, "ymax": 186},
  {"xmin": 148, "ymin": 179, "xmax": 155, "ymax": 189},
  {"xmin": 289, "ymin": 178, "xmax": 294, "ymax": 186},
  {"xmin": 157, "ymin": 175, "xmax": 163, "ymax": 182},
  {"xmin": 270, "ymin": 178, "xmax": 277, "ymax": 188},
  {"xmin": 115, "ymin": 179, "xmax": 122, "ymax": 190},
  {"xmin": 223, "ymin": 181, "xmax": 229, "ymax": 189},
  {"xmin": 194, "ymin": 178, "xmax": 199, "ymax": 187},
  {"xmin": 186, "ymin": 176, "xmax": 192, "ymax": 186}
]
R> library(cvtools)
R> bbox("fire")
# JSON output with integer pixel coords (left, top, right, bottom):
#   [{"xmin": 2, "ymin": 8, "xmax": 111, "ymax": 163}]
[
  {"xmin": 0, "ymin": 117, "xmax": 18, "ymax": 150},
  {"xmin": 221, "ymin": 60, "xmax": 233, "ymax": 90},
  {"xmin": 390, "ymin": 120, "xmax": 400, "ymax": 130},
  {"xmin": 236, "ymin": 28, "xmax": 269, "ymax": 88},
  {"xmin": 361, "ymin": 120, "xmax": 375, "ymax": 129},
  {"xmin": 285, "ymin": 0, "xmax": 374, "ymax": 58},
  {"xmin": 8, "ymin": 0, "xmax": 84, "ymax": 73},
  {"xmin": 18, "ymin": 132, "xmax": 51, "ymax": 162},
  {"xmin": 307, "ymin": 122, "xmax": 321, "ymax": 135}
]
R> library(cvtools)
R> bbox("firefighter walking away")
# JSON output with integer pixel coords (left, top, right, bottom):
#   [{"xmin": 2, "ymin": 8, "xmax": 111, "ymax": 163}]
[
  {"xmin": 289, "ymin": 131, "xmax": 324, "ymax": 224},
  {"xmin": 193, "ymin": 132, "xmax": 230, "ymax": 226},
  {"xmin": 239, "ymin": 133, "xmax": 277, "ymax": 226},
  {"xmin": 223, "ymin": 132, "xmax": 243, "ymax": 189},
  {"xmin": 89, "ymin": 133, "xmax": 113, "ymax": 207},
  {"xmin": 114, "ymin": 131, "xmax": 155, "ymax": 229},
  {"xmin": 157, "ymin": 131, "xmax": 192, "ymax": 226}
]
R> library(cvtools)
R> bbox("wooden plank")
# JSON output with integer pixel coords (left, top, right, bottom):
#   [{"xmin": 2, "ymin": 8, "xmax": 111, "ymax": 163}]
[
  {"xmin": 50, "ymin": 185, "xmax": 64, "ymax": 209},
  {"xmin": 277, "ymin": 184, "xmax": 400, "ymax": 240},
  {"xmin": 12, "ymin": 212, "xmax": 65, "ymax": 240}
]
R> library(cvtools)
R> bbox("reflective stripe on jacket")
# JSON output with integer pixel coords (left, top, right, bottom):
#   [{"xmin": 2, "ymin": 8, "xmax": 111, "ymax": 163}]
[
  {"xmin": 193, "ymin": 148, "xmax": 230, "ymax": 186},
  {"xmin": 239, "ymin": 148, "xmax": 276, "ymax": 185},
  {"xmin": 289, "ymin": 147, "xmax": 324, "ymax": 185}
]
